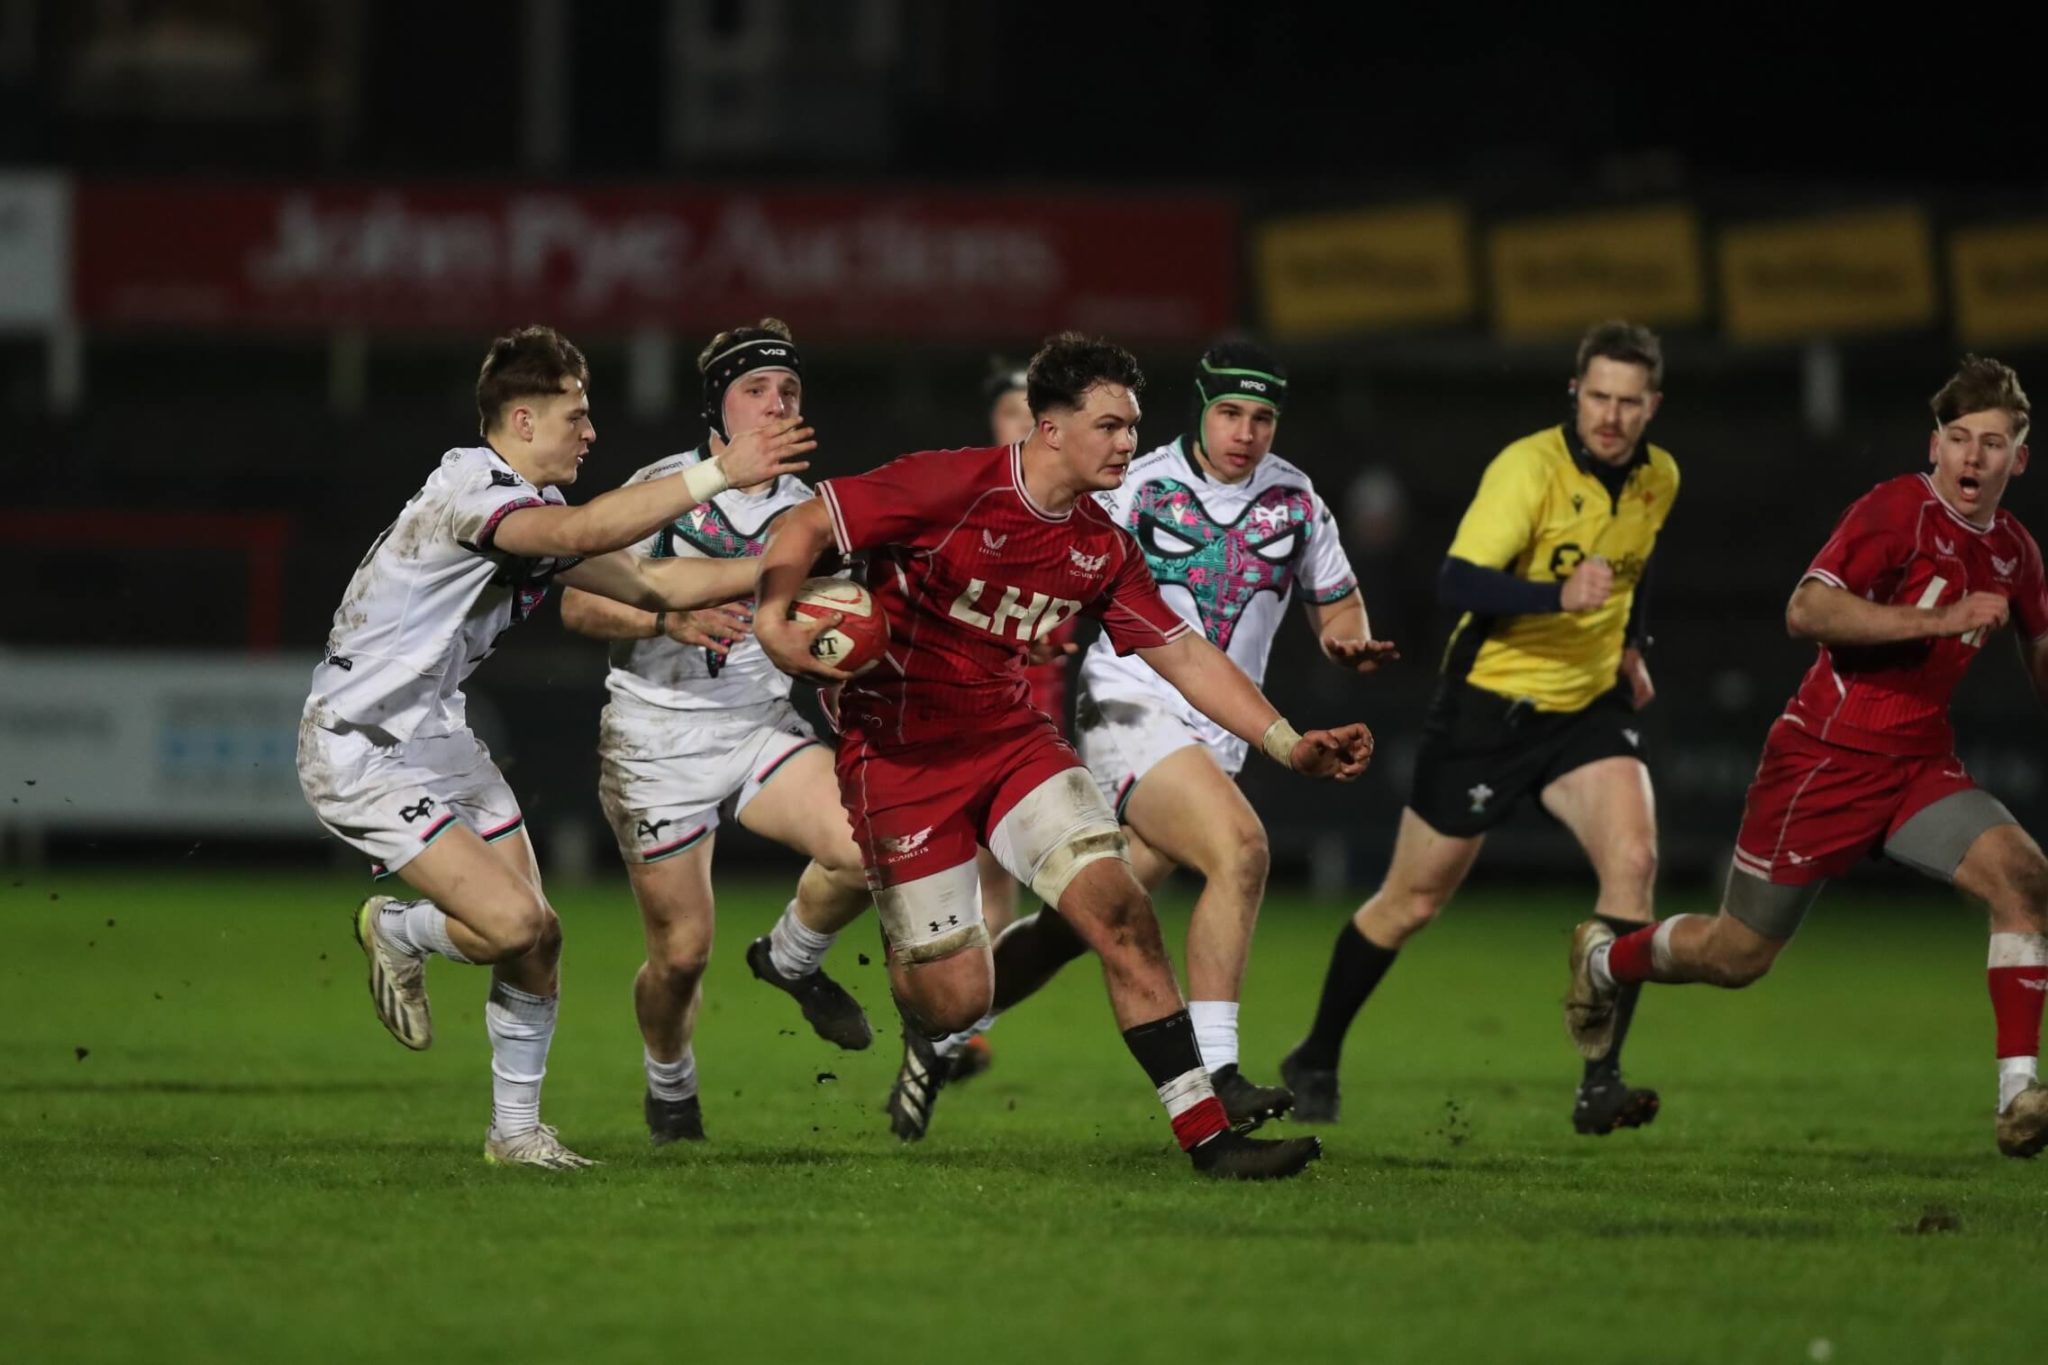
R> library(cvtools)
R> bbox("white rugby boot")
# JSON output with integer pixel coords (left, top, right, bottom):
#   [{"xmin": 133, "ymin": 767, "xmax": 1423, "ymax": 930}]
[{"xmin": 353, "ymin": 895, "xmax": 433, "ymax": 1051}]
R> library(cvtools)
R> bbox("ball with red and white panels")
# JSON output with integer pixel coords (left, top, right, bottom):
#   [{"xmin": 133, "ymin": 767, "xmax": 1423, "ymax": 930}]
[{"xmin": 791, "ymin": 577, "xmax": 889, "ymax": 676}]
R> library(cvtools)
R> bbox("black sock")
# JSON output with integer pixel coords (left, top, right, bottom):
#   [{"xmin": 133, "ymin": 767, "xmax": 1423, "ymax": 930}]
[
  {"xmin": 991, "ymin": 908, "xmax": 1089, "ymax": 1011},
  {"xmin": 1122, "ymin": 1009, "xmax": 1206, "ymax": 1088},
  {"xmin": 1293, "ymin": 920, "xmax": 1400, "ymax": 1071},
  {"xmin": 1584, "ymin": 915, "xmax": 1646, "ymax": 1086}
]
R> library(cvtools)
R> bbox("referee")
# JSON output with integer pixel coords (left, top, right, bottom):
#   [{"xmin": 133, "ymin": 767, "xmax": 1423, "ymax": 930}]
[{"xmin": 1282, "ymin": 320, "xmax": 1680, "ymax": 1135}]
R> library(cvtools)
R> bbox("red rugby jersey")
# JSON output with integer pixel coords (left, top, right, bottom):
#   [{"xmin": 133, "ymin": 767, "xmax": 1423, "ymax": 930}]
[
  {"xmin": 1784, "ymin": 473, "xmax": 2048, "ymax": 755},
  {"xmin": 819, "ymin": 443, "xmax": 1188, "ymax": 750}
]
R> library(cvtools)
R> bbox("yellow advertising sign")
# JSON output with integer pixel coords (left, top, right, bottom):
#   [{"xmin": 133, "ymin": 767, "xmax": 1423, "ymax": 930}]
[
  {"xmin": 1950, "ymin": 222, "xmax": 2048, "ymax": 345},
  {"xmin": 1487, "ymin": 205, "xmax": 1703, "ymax": 338},
  {"xmin": 1256, "ymin": 203, "xmax": 1473, "ymax": 338},
  {"xmin": 1720, "ymin": 207, "xmax": 1934, "ymax": 342}
]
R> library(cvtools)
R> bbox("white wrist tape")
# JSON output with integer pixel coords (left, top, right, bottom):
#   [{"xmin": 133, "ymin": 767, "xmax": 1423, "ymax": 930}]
[
  {"xmin": 682, "ymin": 458, "xmax": 730, "ymax": 504},
  {"xmin": 1261, "ymin": 718, "xmax": 1304, "ymax": 768}
]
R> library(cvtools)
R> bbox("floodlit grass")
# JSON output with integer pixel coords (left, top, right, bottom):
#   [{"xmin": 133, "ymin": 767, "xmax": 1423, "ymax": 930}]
[{"xmin": 2, "ymin": 871, "xmax": 2039, "ymax": 1364}]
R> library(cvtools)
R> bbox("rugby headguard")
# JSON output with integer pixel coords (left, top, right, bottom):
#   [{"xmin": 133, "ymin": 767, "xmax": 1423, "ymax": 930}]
[
  {"xmin": 701, "ymin": 329, "xmax": 804, "ymax": 440},
  {"xmin": 981, "ymin": 358, "xmax": 1029, "ymax": 404},
  {"xmin": 1191, "ymin": 340, "xmax": 1287, "ymax": 453}
]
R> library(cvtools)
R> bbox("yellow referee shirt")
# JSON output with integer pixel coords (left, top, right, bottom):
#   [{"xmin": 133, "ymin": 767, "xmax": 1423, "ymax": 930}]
[{"xmin": 1442, "ymin": 424, "xmax": 1679, "ymax": 712}]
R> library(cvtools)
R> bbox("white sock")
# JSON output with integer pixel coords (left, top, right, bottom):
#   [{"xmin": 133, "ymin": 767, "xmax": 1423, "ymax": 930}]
[
  {"xmin": 1588, "ymin": 942, "xmax": 1616, "ymax": 992},
  {"xmin": 378, "ymin": 898, "xmax": 470, "ymax": 964},
  {"xmin": 645, "ymin": 1046, "xmax": 698, "ymax": 1103},
  {"xmin": 933, "ymin": 1011, "xmax": 998, "ymax": 1060},
  {"xmin": 485, "ymin": 981, "xmax": 557, "ymax": 1138},
  {"xmin": 768, "ymin": 901, "xmax": 834, "ymax": 979},
  {"xmin": 1999, "ymin": 1056, "xmax": 2039, "ymax": 1114},
  {"xmin": 1189, "ymin": 999, "xmax": 1240, "ymax": 1073}
]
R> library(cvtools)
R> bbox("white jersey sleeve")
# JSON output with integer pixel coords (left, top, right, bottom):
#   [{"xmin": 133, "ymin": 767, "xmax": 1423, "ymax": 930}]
[
  {"xmin": 1297, "ymin": 485, "xmax": 1360, "ymax": 605},
  {"xmin": 305, "ymin": 448, "xmax": 575, "ymax": 743},
  {"xmin": 602, "ymin": 446, "xmax": 813, "ymax": 715}
]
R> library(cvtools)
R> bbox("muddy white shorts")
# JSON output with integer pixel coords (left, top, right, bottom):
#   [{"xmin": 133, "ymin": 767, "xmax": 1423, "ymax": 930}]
[
  {"xmin": 597, "ymin": 696, "xmax": 822, "ymax": 863},
  {"xmin": 296, "ymin": 713, "xmax": 524, "ymax": 878},
  {"xmin": 1075, "ymin": 688, "xmax": 1237, "ymax": 821}
]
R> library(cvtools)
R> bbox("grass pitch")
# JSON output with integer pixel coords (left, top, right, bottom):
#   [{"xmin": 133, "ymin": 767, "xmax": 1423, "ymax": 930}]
[{"xmin": 2, "ymin": 870, "xmax": 2042, "ymax": 1364}]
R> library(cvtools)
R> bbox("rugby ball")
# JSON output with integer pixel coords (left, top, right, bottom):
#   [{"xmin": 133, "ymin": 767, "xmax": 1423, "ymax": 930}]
[{"xmin": 791, "ymin": 577, "xmax": 888, "ymax": 676}]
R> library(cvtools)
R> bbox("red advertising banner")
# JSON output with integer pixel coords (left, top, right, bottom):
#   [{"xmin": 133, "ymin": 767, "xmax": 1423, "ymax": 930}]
[{"xmin": 73, "ymin": 182, "xmax": 1236, "ymax": 341}]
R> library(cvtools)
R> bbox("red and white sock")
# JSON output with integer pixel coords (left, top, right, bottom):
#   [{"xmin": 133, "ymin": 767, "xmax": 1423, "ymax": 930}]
[
  {"xmin": 1157, "ymin": 1069, "xmax": 1228, "ymax": 1151},
  {"xmin": 1595, "ymin": 917, "xmax": 1690, "ymax": 988},
  {"xmin": 1988, "ymin": 932, "xmax": 2048, "ymax": 1113}
]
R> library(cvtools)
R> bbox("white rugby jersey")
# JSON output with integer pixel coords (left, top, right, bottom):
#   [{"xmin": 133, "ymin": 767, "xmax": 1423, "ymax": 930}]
[
  {"xmin": 1081, "ymin": 436, "xmax": 1358, "ymax": 758},
  {"xmin": 604, "ymin": 445, "xmax": 813, "ymax": 713},
  {"xmin": 305, "ymin": 447, "xmax": 580, "ymax": 743}
]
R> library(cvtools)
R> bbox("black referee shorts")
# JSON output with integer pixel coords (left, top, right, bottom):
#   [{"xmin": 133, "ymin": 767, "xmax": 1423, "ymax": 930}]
[{"xmin": 1407, "ymin": 680, "xmax": 1647, "ymax": 838}]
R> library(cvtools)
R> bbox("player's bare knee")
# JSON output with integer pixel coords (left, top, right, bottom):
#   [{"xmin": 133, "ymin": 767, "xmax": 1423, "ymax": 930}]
[
  {"xmin": 1707, "ymin": 937, "xmax": 1776, "ymax": 988},
  {"xmin": 651, "ymin": 934, "xmax": 712, "ymax": 989},
  {"xmin": 1998, "ymin": 848, "xmax": 2048, "ymax": 931},
  {"xmin": 1214, "ymin": 824, "xmax": 1270, "ymax": 900},
  {"xmin": 476, "ymin": 892, "xmax": 554, "ymax": 961},
  {"xmin": 896, "ymin": 957, "xmax": 992, "ymax": 1037}
]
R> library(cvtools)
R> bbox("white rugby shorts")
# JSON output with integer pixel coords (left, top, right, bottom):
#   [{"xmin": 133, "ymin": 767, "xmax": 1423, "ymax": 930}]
[
  {"xmin": 1075, "ymin": 689, "xmax": 1237, "ymax": 821},
  {"xmin": 296, "ymin": 715, "xmax": 524, "ymax": 878},
  {"xmin": 597, "ymin": 696, "xmax": 821, "ymax": 863}
]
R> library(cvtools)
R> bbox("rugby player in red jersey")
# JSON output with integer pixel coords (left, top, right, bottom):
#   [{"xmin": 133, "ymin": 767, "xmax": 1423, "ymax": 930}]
[
  {"xmin": 754, "ymin": 333, "xmax": 1374, "ymax": 1178},
  {"xmin": 1568, "ymin": 356, "xmax": 2048, "ymax": 1157}
]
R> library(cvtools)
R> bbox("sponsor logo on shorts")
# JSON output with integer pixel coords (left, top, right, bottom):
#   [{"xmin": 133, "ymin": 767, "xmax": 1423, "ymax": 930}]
[
  {"xmin": 1784, "ymin": 850, "xmax": 1811, "ymax": 865},
  {"xmin": 875, "ymin": 826, "xmax": 933, "ymax": 862},
  {"xmin": 1067, "ymin": 546, "xmax": 1109, "ymax": 575},
  {"xmin": 1467, "ymin": 783, "xmax": 1493, "ymax": 813},
  {"xmin": 2020, "ymin": 979, "xmax": 2048, "ymax": 993},
  {"xmin": 927, "ymin": 913, "xmax": 962, "ymax": 935},
  {"xmin": 1622, "ymin": 728, "xmax": 1640, "ymax": 749},
  {"xmin": 399, "ymin": 797, "xmax": 436, "ymax": 824},
  {"xmin": 637, "ymin": 818, "xmax": 672, "ymax": 842}
]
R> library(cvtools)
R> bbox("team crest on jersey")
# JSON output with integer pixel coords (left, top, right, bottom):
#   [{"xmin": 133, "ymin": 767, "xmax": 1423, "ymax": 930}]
[
  {"xmin": 1067, "ymin": 546, "xmax": 1109, "ymax": 575},
  {"xmin": 875, "ymin": 827, "xmax": 933, "ymax": 861},
  {"xmin": 1993, "ymin": 554, "xmax": 2017, "ymax": 579},
  {"xmin": 1127, "ymin": 478, "xmax": 1318, "ymax": 650}
]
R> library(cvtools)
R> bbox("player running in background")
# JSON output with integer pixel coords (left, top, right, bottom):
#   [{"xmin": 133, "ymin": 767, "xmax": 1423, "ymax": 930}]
[
  {"xmin": 753, "ymin": 333, "xmax": 1373, "ymax": 1178},
  {"xmin": 935, "ymin": 341, "xmax": 1397, "ymax": 1128},
  {"xmin": 560, "ymin": 319, "xmax": 874, "ymax": 1147},
  {"xmin": 1569, "ymin": 356, "xmax": 2048, "ymax": 1158},
  {"xmin": 298, "ymin": 325, "xmax": 818, "ymax": 1168},
  {"xmin": 1283, "ymin": 321, "xmax": 1678, "ymax": 1135}
]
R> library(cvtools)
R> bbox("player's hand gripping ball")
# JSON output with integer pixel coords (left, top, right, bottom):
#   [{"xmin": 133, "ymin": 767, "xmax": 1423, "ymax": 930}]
[{"xmin": 791, "ymin": 577, "xmax": 889, "ymax": 676}]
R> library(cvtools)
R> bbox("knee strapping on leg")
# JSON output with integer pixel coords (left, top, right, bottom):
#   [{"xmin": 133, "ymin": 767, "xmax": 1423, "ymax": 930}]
[
  {"xmin": 1031, "ymin": 827, "xmax": 1128, "ymax": 908},
  {"xmin": 875, "ymin": 863, "xmax": 990, "ymax": 967}
]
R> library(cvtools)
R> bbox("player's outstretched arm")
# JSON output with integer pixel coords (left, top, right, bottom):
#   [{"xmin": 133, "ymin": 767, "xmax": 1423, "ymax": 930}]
[
  {"xmin": 753, "ymin": 497, "xmax": 854, "ymax": 683},
  {"xmin": 1137, "ymin": 632, "xmax": 1373, "ymax": 781},
  {"xmin": 493, "ymin": 420, "xmax": 816, "ymax": 560},
  {"xmin": 1306, "ymin": 590, "xmax": 1398, "ymax": 673},
  {"xmin": 558, "ymin": 586, "xmax": 750, "ymax": 652},
  {"xmin": 1787, "ymin": 578, "xmax": 2009, "ymax": 646},
  {"xmin": 558, "ymin": 550, "xmax": 758, "ymax": 612}
]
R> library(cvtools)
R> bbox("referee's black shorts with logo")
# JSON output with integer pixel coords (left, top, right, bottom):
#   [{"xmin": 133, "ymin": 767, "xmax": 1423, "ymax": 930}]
[{"xmin": 1407, "ymin": 680, "xmax": 1647, "ymax": 837}]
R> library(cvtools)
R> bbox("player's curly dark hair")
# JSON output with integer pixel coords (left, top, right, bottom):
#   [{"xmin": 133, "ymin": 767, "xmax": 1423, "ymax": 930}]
[
  {"xmin": 1933, "ymin": 355, "xmax": 2031, "ymax": 441},
  {"xmin": 476, "ymin": 325, "xmax": 589, "ymax": 436},
  {"xmin": 1025, "ymin": 332, "xmax": 1145, "ymax": 417},
  {"xmin": 1575, "ymin": 320, "xmax": 1664, "ymax": 391}
]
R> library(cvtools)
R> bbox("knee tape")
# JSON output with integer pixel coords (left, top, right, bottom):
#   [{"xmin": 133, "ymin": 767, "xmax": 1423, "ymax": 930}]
[
  {"xmin": 875, "ymin": 864, "xmax": 991, "ymax": 966},
  {"xmin": 1029, "ymin": 826, "xmax": 1128, "ymax": 908}
]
